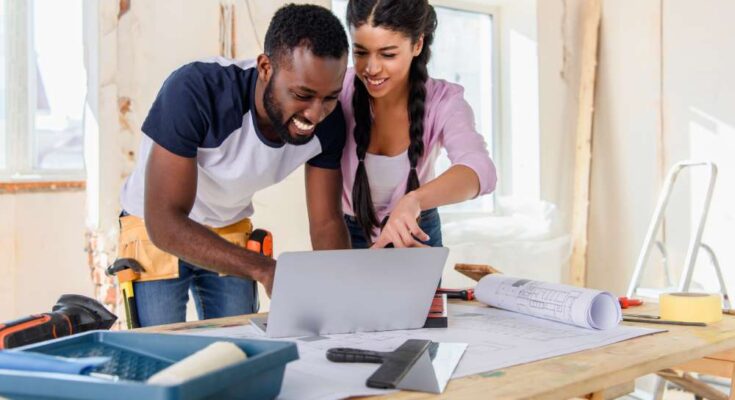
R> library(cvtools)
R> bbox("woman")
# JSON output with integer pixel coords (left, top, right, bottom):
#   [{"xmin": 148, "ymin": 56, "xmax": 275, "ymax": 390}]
[{"xmin": 341, "ymin": 0, "xmax": 497, "ymax": 248}]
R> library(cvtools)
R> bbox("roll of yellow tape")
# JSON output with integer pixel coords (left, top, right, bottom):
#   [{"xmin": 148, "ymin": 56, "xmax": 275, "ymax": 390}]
[{"xmin": 660, "ymin": 292, "xmax": 722, "ymax": 324}]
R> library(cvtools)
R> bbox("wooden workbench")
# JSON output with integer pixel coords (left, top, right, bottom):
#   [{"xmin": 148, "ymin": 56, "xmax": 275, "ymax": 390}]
[{"xmin": 140, "ymin": 302, "xmax": 735, "ymax": 400}]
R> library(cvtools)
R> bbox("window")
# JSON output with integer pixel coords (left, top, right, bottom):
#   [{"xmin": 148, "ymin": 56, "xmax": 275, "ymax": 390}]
[
  {"xmin": 0, "ymin": 0, "xmax": 86, "ymax": 181},
  {"xmin": 429, "ymin": 6, "xmax": 495, "ymax": 213},
  {"xmin": 331, "ymin": 1, "xmax": 497, "ymax": 213}
]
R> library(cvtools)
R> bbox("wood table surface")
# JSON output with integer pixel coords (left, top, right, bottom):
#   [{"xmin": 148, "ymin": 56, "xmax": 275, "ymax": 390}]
[{"xmin": 139, "ymin": 301, "xmax": 735, "ymax": 400}]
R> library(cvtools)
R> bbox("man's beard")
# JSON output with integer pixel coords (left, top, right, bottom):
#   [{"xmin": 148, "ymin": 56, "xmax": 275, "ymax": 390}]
[{"xmin": 263, "ymin": 79, "xmax": 313, "ymax": 146}]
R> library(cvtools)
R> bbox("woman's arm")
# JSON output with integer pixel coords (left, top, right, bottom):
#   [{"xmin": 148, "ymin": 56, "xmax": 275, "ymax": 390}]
[
  {"xmin": 412, "ymin": 164, "xmax": 480, "ymax": 208},
  {"xmin": 372, "ymin": 85, "xmax": 496, "ymax": 248}
]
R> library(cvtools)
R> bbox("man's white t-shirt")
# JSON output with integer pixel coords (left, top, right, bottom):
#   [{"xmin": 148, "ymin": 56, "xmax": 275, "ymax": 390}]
[{"xmin": 120, "ymin": 58, "xmax": 346, "ymax": 227}]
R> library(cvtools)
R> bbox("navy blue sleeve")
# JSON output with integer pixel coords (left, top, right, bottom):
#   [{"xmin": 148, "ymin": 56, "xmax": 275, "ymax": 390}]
[
  {"xmin": 141, "ymin": 64, "xmax": 211, "ymax": 158},
  {"xmin": 307, "ymin": 104, "xmax": 347, "ymax": 169}
]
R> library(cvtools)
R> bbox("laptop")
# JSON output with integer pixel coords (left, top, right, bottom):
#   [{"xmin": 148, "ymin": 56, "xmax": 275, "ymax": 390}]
[{"xmin": 260, "ymin": 247, "xmax": 448, "ymax": 338}]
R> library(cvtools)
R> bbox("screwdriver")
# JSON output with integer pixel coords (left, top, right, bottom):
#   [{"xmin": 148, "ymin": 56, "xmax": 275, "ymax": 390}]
[{"xmin": 436, "ymin": 288, "xmax": 474, "ymax": 301}]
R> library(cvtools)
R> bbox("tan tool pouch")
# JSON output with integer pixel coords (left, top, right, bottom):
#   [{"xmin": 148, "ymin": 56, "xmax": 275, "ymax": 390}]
[{"xmin": 117, "ymin": 215, "xmax": 253, "ymax": 282}]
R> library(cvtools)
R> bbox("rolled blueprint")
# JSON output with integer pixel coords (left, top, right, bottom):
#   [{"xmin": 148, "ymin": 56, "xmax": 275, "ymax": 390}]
[
  {"xmin": 147, "ymin": 341, "xmax": 247, "ymax": 385},
  {"xmin": 475, "ymin": 275, "xmax": 621, "ymax": 329}
]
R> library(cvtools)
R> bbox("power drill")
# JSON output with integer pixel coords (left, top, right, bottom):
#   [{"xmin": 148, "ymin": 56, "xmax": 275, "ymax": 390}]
[
  {"xmin": 0, "ymin": 294, "xmax": 117, "ymax": 349},
  {"xmin": 246, "ymin": 229, "xmax": 273, "ymax": 257}
]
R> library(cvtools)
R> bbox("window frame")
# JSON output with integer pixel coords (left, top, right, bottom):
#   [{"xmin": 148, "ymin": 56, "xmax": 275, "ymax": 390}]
[{"xmin": 0, "ymin": 0, "xmax": 86, "ymax": 183}]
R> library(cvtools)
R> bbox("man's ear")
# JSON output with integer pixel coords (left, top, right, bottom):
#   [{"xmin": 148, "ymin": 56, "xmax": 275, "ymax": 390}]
[
  {"xmin": 257, "ymin": 53, "xmax": 273, "ymax": 82},
  {"xmin": 413, "ymin": 35, "xmax": 425, "ymax": 57}
]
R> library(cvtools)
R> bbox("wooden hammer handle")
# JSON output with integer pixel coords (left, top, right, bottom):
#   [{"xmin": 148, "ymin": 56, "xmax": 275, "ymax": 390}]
[{"xmin": 454, "ymin": 263, "xmax": 501, "ymax": 282}]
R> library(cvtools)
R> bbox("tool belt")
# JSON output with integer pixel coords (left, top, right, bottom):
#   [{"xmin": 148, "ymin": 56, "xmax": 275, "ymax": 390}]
[{"xmin": 117, "ymin": 215, "xmax": 253, "ymax": 282}]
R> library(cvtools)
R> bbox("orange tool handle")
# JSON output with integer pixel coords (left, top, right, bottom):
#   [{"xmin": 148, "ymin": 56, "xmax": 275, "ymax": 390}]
[
  {"xmin": 619, "ymin": 296, "xmax": 643, "ymax": 309},
  {"xmin": 0, "ymin": 313, "xmax": 71, "ymax": 350},
  {"xmin": 437, "ymin": 288, "xmax": 475, "ymax": 301},
  {"xmin": 247, "ymin": 229, "xmax": 273, "ymax": 258}
]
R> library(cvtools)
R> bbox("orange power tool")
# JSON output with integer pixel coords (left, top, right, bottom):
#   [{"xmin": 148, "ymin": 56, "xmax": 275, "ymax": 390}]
[
  {"xmin": 0, "ymin": 294, "xmax": 117, "ymax": 349},
  {"xmin": 246, "ymin": 229, "xmax": 273, "ymax": 257}
]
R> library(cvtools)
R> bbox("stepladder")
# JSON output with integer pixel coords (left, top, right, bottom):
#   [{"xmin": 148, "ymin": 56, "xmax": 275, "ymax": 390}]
[
  {"xmin": 625, "ymin": 161, "xmax": 733, "ymax": 400},
  {"xmin": 626, "ymin": 161, "xmax": 731, "ymax": 309}
]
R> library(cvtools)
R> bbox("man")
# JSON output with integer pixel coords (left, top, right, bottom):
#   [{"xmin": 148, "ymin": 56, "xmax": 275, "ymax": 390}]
[{"xmin": 117, "ymin": 4, "xmax": 350, "ymax": 327}]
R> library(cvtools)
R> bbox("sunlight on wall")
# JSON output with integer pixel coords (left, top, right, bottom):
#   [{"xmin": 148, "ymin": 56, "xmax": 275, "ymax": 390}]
[
  {"xmin": 687, "ymin": 107, "xmax": 735, "ymax": 295},
  {"xmin": 509, "ymin": 29, "xmax": 540, "ymax": 201}
]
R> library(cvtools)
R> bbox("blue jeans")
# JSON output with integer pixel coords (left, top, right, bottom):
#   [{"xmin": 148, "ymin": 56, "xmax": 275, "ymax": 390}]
[
  {"xmin": 344, "ymin": 208, "xmax": 444, "ymax": 249},
  {"xmin": 133, "ymin": 260, "xmax": 259, "ymax": 327}
]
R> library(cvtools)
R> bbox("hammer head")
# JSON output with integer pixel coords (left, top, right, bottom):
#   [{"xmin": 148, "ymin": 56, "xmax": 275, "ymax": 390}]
[{"xmin": 106, "ymin": 258, "xmax": 145, "ymax": 277}]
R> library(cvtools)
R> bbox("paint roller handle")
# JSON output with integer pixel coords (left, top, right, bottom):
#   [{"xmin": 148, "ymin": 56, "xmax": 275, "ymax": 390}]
[{"xmin": 326, "ymin": 347, "xmax": 387, "ymax": 364}]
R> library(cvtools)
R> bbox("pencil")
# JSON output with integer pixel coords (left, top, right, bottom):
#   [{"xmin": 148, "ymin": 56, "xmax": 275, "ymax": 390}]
[
  {"xmin": 623, "ymin": 314, "xmax": 660, "ymax": 319},
  {"xmin": 622, "ymin": 316, "xmax": 706, "ymax": 327}
]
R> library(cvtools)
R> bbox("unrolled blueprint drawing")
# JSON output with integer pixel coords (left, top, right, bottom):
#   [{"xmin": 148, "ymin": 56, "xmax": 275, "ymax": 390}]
[
  {"xmin": 475, "ymin": 274, "xmax": 622, "ymax": 329},
  {"xmin": 179, "ymin": 304, "xmax": 660, "ymax": 400}
]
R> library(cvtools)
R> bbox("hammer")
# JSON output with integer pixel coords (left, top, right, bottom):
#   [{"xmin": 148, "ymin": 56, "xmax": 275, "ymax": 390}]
[{"xmin": 106, "ymin": 258, "xmax": 145, "ymax": 329}]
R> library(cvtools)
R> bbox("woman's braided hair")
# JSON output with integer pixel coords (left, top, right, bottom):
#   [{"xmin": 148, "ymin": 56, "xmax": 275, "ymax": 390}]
[{"xmin": 346, "ymin": 0, "xmax": 437, "ymax": 242}]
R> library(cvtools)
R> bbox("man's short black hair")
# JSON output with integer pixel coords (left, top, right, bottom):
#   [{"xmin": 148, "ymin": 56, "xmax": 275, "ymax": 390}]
[{"xmin": 264, "ymin": 4, "xmax": 349, "ymax": 68}]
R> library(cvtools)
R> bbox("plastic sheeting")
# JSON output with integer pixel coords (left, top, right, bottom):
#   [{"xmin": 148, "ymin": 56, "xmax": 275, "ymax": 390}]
[{"xmin": 440, "ymin": 197, "xmax": 571, "ymax": 286}]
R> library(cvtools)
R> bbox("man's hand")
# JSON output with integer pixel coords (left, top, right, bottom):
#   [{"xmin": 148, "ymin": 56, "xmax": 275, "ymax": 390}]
[
  {"xmin": 145, "ymin": 143, "xmax": 276, "ymax": 282},
  {"xmin": 255, "ymin": 258, "xmax": 277, "ymax": 297},
  {"xmin": 371, "ymin": 192, "xmax": 429, "ymax": 248}
]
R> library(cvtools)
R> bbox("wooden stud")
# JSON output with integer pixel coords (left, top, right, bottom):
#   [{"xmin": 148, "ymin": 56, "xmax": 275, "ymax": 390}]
[
  {"xmin": 569, "ymin": 0, "xmax": 602, "ymax": 287},
  {"xmin": 0, "ymin": 181, "xmax": 85, "ymax": 194},
  {"xmin": 676, "ymin": 357, "xmax": 734, "ymax": 378},
  {"xmin": 454, "ymin": 263, "xmax": 501, "ymax": 282},
  {"xmin": 657, "ymin": 369, "xmax": 728, "ymax": 400},
  {"xmin": 219, "ymin": 2, "xmax": 237, "ymax": 58},
  {"xmin": 230, "ymin": 4, "xmax": 237, "ymax": 57}
]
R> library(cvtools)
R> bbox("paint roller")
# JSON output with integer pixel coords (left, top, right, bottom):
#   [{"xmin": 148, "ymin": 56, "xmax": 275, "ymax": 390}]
[{"xmin": 147, "ymin": 341, "xmax": 247, "ymax": 385}]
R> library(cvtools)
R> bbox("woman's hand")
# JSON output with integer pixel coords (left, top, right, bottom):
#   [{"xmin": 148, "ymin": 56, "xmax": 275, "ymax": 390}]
[{"xmin": 371, "ymin": 192, "xmax": 430, "ymax": 248}]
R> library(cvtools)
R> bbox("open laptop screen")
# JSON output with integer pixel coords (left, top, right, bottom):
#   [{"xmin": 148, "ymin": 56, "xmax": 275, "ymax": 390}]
[{"xmin": 265, "ymin": 248, "xmax": 448, "ymax": 338}]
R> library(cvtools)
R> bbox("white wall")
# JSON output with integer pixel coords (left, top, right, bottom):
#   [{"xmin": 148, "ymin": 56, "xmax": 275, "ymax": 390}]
[
  {"xmin": 662, "ymin": 1, "xmax": 735, "ymax": 293},
  {"xmin": 499, "ymin": 0, "xmax": 540, "ymax": 200},
  {"xmin": 539, "ymin": 0, "xmax": 666, "ymax": 292},
  {"xmin": 0, "ymin": 192, "xmax": 91, "ymax": 321},
  {"xmin": 587, "ymin": 0, "xmax": 663, "ymax": 293},
  {"xmin": 0, "ymin": 197, "xmax": 16, "ymax": 320},
  {"xmin": 538, "ymin": 0, "xmax": 735, "ymax": 294}
]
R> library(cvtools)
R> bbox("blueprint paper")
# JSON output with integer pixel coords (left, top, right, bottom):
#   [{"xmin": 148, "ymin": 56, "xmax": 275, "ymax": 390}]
[
  {"xmin": 475, "ymin": 274, "xmax": 622, "ymax": 329},
  {"xmin": 177, "ymin": 304, "xmax": 660, "ymax": 400}
]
